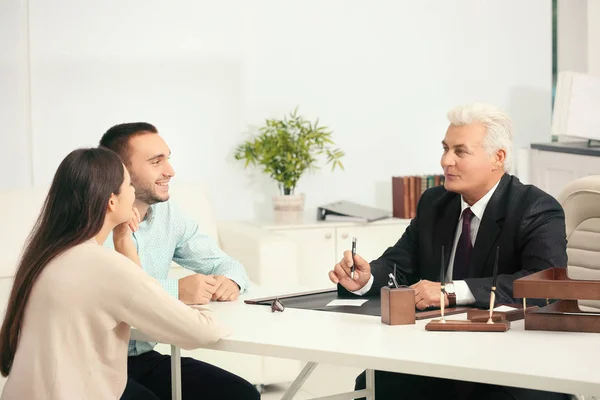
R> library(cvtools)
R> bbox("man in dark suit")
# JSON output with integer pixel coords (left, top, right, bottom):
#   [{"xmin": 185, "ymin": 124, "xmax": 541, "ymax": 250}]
[{"xmin": 328, "ymin": 103, "xmax": 569, "ymax": 400}]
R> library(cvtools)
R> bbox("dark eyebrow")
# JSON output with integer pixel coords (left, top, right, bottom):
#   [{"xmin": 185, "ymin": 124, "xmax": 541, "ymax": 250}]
[
  {"xmin": 146, "ymin": 154, "xmax": 165, "ymax": 162},
  {"xmin": 146, "ymin": 151, "xmax": 172, "ymax": 162}
]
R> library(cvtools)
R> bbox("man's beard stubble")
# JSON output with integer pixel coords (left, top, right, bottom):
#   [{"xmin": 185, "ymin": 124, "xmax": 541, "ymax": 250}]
[{"xmin": 131, "ymin": 174, "xmax": 168, "ymax": 205}]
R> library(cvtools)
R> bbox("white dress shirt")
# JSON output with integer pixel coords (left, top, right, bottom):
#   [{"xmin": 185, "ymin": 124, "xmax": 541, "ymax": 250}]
[{"xmin": 352, "ymin": 179, "xmax": 501, "ymax": 306}]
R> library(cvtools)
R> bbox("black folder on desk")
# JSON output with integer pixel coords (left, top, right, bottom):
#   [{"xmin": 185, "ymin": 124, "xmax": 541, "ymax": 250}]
[
  {"xmin": 245, "ymin": 288, "xmax": 470, "ymax": 319},
  {"xmin": 317, "ymin": 201, "xmax": 391, "ymax": 222}
]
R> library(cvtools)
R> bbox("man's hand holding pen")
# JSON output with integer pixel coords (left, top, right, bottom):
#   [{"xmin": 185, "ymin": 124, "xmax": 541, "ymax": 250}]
[
  {"xmin": 329, "ymin": 241, "xmax": 450, "ymax": 310},
  {"xmin": 329, "ymin": 250, "xmax": 371, "ymax": 292}
]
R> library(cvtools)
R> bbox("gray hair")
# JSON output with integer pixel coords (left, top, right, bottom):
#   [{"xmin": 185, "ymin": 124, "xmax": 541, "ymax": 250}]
[{"xmin": 447, "ymin": 103, "xmax": 513, "ymax": 173}]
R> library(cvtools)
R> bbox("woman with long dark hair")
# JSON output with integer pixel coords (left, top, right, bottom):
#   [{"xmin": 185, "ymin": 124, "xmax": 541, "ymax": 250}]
[{"xmin": 0, "ymin": 148, "xmax": 228, "ymax": 399}]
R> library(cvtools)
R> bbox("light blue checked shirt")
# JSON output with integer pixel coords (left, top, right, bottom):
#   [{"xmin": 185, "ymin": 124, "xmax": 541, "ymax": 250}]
[{"xmin": 104, "ymin": 200, "xmax": 249, "ymax": 356}]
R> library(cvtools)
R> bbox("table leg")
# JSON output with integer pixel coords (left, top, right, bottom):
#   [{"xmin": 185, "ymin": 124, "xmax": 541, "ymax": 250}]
[
  {"xmin": 171, "ymin": 345, "xmax": 182, "ymax": 400},
  {"xmin": 282, "ymin": 362, "xmax": 318, "ymax": 400},
  {"xmin": 282, "ymin": 363, "xmax": 375, "ymax": 400},
  {"xmin": 366, "ymin": 369, "xmax": 375, "ymax": 400}
]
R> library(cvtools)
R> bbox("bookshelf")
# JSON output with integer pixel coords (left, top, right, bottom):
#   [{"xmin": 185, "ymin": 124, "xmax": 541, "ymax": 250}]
[{"xmin": 392, "ymin": 175, "xmax": 445, "ymax": 219}]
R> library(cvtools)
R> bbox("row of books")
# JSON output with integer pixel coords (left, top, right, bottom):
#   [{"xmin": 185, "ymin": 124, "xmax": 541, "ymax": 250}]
[{"xmin": 392, "ymin": 175, "xmax": 445, "ymax": 219}]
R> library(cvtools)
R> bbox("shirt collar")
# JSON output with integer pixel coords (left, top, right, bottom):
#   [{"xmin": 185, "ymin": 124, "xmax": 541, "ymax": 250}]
[
  {"xmin": 141, "ymin": 204, "xmax": 156, "ymax": 224},
  {"xmin": 460, "ymin": 179, "xmax": 501, "ymax": 220}
]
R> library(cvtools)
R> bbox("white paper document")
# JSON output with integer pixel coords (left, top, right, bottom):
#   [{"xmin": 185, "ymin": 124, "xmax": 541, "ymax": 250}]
[
  {"xmin": 326, "ymin": 299, "xmax": 369, "ymax": 307},
  {"xmin": 493, "ymin": 305, "xmax": 518, "ymax": 312}
]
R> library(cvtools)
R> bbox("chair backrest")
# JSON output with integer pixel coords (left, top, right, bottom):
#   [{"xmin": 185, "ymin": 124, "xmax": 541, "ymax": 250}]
[
  {"xmin": 0, "ymin": 187, "xmax": 49, "ymax": 278},
  {"xmin": 558, "ymin": 175, "xmax": 600, "ymax": 311},
  {"xmin": 0, "ymin": 183, "xmax": 219, "ymax": 279}
]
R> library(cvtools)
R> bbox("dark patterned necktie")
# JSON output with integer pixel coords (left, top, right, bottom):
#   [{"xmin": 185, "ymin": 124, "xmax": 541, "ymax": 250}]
[{"xmin": 453, "ymin": 208, "xmax": 474, "ymax": 280}]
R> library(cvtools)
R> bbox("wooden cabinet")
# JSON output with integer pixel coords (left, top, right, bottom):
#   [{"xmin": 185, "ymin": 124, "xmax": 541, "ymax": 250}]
[
  {"xmin": 252, "ymin": 218, "xmax": 410, "ymax": 289},
  {"xmin": 530, "ymin": 142, "xmax": 600, "ymax": 199},
  {"xmin": 274, "ymin": 226, "xmax": 338, "ymax": 288}
]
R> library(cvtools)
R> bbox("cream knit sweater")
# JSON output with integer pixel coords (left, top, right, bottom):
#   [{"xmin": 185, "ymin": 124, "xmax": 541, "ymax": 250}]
[{"xmin": 1, "ymin": 240, "xmax": 229, "ymax": 399}]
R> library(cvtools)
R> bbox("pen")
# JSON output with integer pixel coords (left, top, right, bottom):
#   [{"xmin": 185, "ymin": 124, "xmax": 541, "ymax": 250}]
[
  {"xmin": 440, "ymin": 245, "xmax": 446, "ymax": 323},
  {"xmin": 351, "ymin": 237, "xmax": 357, "ymax": 279},
  {"xmin": 492, "ymin": 245, "xmax": 500, "ymax": 288},
  {"xmin": 440, "ymin": 245, "xmax": 445, "ymax": 287},
  {"xmin": 388, "ymin": 263, "xmax": 399, "ymax": 288},
  {"xmin": 487, "ymin": 246, "xmax": 500, "ymax": 324}
]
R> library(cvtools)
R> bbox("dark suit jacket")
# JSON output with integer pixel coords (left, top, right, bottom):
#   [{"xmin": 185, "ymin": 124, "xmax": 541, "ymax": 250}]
[{"xmin": 339, "ymin": 174, "xmax": 568, "ymax": 307}]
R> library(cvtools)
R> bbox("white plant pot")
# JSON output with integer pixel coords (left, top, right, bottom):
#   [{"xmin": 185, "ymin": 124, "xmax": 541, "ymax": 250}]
[{"xmin": 272, "ymin": 193, "xmax": 305, "ymax": 224}]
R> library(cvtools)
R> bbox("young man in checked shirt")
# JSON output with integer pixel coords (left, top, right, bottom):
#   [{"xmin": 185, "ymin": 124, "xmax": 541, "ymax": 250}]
[{"xmin": 100, "ymin": 123, "xmax": 260, "ymax": 400}]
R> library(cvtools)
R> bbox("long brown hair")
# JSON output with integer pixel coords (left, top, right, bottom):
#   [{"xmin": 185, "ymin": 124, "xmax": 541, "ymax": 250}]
[{"xmin": 0, "ymin": 147, "xmax": 124, "ymax": 376}]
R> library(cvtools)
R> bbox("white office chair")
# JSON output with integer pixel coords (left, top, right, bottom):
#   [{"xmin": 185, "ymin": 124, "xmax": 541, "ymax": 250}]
[
  {"xmin": 558, "ymin": 176, "xmax": 600, "ymax": 400},
  {"xmin": 558, "ymin": 175, "xmax": 600, "ymax": 312}
]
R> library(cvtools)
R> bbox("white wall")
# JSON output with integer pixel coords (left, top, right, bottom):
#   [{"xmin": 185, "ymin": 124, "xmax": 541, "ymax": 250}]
[
  {"xmin": 557, "ymin": 0, "xmax": 588, "ymax": 73},
  {"xmin": 8, "ymin": 0, "xmax": 553, "ymax": 220},
  {"xmin": 588, "ymin": 0, "xmax": 600, "ymax": 76},
  {"xmin": 0, "ymin": 0, "xmax": 32, "ymax": 188},
  {"xmin": 557, "ymin": 0, "xmax": 600, "ymax": 77}
]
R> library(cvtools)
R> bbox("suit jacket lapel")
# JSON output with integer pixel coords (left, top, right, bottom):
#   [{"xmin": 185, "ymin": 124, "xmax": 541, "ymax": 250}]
[
  {"xmin": 469, "ymin": 174, "xmax": 510, "ymax": 278},
  {"xmin": 433, "ymin": 192, "xmax": 461, "ymax": 281}
]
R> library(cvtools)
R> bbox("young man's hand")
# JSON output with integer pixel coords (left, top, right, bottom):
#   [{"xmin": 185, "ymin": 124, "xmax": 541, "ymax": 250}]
[
  {"xmin": 211, "ymin": 276, "xmax": 240, "ymax": 302},
  {"xmin": 178, "ymin": 274, "xmax": 217, "ymax": 305}
]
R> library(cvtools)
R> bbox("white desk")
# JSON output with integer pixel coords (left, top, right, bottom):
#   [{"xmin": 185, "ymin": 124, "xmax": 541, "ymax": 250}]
[{"xmin": 132, "ymin": 288, "xmax": 600, "ymax": 399}]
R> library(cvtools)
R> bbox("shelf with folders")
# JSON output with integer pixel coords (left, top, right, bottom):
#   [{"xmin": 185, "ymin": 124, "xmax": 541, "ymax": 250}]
[{"xmin": 392, "ymin": 175, "xmax": 445, "ymax": 219}]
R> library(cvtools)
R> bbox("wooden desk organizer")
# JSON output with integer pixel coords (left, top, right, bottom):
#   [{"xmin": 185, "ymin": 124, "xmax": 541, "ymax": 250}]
[
  {"xmin": 381, "ymin": 287, "xmax": 416, "ymax": 325},
  {"xmin": 467, "ymin": 304, "xmax": 539, "ymax": 323},
  {"xmin": 381, "ymin": 287, "xmax": 471, "ymax": 325},
  {"xmin": 513, "ymin": 267, "xmax": 600, "ymax": 333},
  {"xmin": 425, "ymin": 319, "xmax": 510, "ymax": 332},
  {"xmin": 425, "ymin": 296, "xmax": 511, "ymax": 332}
]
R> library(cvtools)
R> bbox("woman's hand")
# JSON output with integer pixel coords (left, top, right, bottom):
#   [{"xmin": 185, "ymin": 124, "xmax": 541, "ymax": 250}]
[{"xmin": 113, "ymin": 207, "xmax": 141, "ymax": 240}]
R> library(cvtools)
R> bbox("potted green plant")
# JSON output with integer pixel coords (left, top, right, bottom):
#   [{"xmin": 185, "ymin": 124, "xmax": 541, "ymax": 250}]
[{"xmin": 234, "ymin": 108, "xmax": 344, "ymax": 223}]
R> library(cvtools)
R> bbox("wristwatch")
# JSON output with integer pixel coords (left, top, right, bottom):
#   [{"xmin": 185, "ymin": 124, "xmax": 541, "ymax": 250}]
[{"xmin": 445, "ymin": 282, "xmax": 457, "ymax": 308}]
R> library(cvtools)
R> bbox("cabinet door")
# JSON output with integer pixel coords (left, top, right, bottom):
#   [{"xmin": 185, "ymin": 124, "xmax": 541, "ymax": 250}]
[
  {"xmin": 336, "ymin": 222, "xmax": 410, "ymax": 264},
  {"xmin": 275, "ymin": 227, "xmax": 337, "ymax": 289},
  {"xmin": 531, "ymin": 150, "xmax": 600, "ymax": 199}
]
